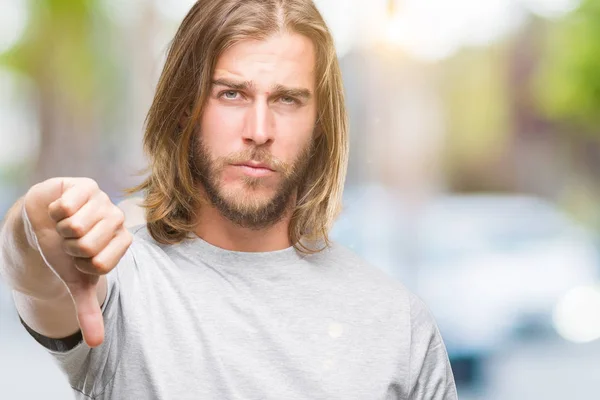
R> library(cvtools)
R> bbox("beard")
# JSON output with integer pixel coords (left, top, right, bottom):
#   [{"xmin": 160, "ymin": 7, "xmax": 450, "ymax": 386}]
[{"xmin": 190, "ymin": 137, "xmax": 314, "ymax": 230}]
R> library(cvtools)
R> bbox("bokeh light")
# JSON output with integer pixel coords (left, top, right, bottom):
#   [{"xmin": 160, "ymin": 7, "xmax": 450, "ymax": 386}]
[
  {"xmin": 553, "ymin": 285, "xmax": 600, "ymax": 343},
  {"xmin": 0, "ymin": 0, "xmax": 27, "ymax": 54}
]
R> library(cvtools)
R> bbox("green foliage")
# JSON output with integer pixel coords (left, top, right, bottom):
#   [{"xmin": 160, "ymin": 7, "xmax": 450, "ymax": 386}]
[
  {"xmin": 534, "ymin": 0, "xmax": 600, "ymax": 132},
  {"xmin": 440, "ymin": 44, "xmax": 512, "ymax": 165},
  {"xmin": 0, "ymin": 0, "xmax": 117, "ymax": 106}
]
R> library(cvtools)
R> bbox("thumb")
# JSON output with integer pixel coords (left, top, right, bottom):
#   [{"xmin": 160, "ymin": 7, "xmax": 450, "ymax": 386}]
[
  {"xmin": 33, "ymin": 177, "xmax": 75, "ymax": 208},
  {"xmin": 68, "ymin": 276, "xmax": 105, "ymax": 348}
]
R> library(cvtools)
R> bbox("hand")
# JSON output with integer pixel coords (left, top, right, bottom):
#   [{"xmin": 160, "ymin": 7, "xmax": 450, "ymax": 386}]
[{"xmin": 24, "ymin": 177, "xmax": 132, "ymax": 347}]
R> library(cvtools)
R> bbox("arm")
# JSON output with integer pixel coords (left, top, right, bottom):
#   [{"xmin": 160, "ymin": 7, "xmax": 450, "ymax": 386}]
[
  {"xmin": 407, "ymin": 293, "xmax": 458, "ymax": 400},
  {"xmin": 0, "ymin": 178, "xmax": 131, "ymax": 347},
  {"xmin": 1, "ymin": 197, "xmax": 107, "ymax": 339}
]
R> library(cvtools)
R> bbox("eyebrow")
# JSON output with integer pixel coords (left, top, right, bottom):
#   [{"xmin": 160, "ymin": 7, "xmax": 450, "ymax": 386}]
[
  {"xmin": 212, "ymin": 78, "xmax": 254, "ymax": 91},
  {"xmin": 211, "ymin": 79, "xmax": 312, "ymax": 100},
  {"xmin": 271, "ymin": 84, "xmax": 312, "ymax": 100}
]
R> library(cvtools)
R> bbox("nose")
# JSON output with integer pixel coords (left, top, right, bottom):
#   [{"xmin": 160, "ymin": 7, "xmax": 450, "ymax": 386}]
[{"xmin": 243, "ymin": 98, "xmax": 274, "ymax": 146}]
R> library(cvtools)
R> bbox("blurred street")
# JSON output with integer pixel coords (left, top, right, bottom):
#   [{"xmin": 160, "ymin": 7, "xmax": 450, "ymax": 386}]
[
  {"xmin": 0, "ymin": 281, "xmax": 73, "ymax": 398},
  {"xmin": 460, "ymin": 337, "xmax": 600, "ymax": 400}
]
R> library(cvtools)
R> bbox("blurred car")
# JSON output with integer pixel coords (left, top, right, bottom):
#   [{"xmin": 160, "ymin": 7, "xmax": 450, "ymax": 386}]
[{"xmin": 330, "ymin": 185, "xmax": 600, "ymax": 384}]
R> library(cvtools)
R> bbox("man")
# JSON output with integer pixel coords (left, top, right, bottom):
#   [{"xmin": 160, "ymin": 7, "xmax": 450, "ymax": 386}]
[{"xmin": 0, "ymin": 0, "xmax": 457, "ymax": 399}]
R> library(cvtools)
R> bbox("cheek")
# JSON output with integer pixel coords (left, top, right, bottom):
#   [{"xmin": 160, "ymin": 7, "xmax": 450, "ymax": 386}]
[
  {"xmin": 200, "ymin": 101, "xmax": 243, "ymax": 148},
  {"xmin": 273, "ymin": 110, "xmax": 315, "ymax": 157}
]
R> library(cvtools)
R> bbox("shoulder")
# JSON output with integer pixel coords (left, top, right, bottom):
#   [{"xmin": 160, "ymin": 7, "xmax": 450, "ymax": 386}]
[
  {"xmin": 316, "ymin": 240, "xmax": 408, "ymax": 285},
  {"xmin": 116, "ymin": 224, "xmax": 176, "ymax": 277},
  {"xmin": 128, "ymin": 223, "xmax": 156, "ymax": 245},
  {"xmin": 319, "ymin": 240, "xmax": 441, "ymax": 326},
  {"xmin": 308, "ymin": 240, "xmax": 416, "ymax": 312},
  {"xmin": 126, "ymin": 224, "xmax": 172, "ymax": 256}
]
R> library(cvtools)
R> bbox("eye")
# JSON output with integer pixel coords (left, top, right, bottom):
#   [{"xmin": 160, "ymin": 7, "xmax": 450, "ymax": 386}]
[
  {"xmin": 279, "ymin": 96, "xmax": 298, "ymax": 105},
  {"xmin": 220, "ymin": 90, "xmax": 239, "ymax": 100}
]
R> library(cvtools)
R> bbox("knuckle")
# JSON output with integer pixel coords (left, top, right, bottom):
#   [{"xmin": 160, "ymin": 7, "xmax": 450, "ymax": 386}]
[
  {"xmin": 54, "ymin": 220, "xmax": 66, "ymax": 234},
  {"xmin": 76, "ymin": 239, "xmax": 96, "ymax": 257},
  {"xmin": 113, "ymin": 208, "xmax": 125, "ymax": 225},
  {"xmin": 97, "ymin": 190, "xmax": 111, "ymax": 204},
  {"xmin": 90, "ymin": 257, "xmax": 111, "ymax": 274},
  {"xmin": 58, "ymin": 199, "xmax": 77, "ymax": 216},
  {"xmin": 81, "ymin": 177, "xmax": 99, "ymax": 191},
  {"xmin": 67, "ymin": 220, "xmax": 85, "ymax": 237}
]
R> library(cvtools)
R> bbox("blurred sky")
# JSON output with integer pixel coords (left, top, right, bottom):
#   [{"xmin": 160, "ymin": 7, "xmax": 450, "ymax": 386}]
[
  {"xmin": 0, "ymin": 0, "xmax": 584, "ymax": 172},
  {"xmin": 0, "ymin": 0, "xmax": 581, "ymax": 60}
]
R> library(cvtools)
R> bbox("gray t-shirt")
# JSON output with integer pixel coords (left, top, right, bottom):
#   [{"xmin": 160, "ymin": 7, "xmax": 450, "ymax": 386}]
[{"xmin": 24, "ymin": 225, "xmax": 457, "ymax": 400}]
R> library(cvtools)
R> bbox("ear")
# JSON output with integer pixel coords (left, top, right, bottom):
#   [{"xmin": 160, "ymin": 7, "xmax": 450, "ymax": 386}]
[
  {"xmin": 313, "ymin": 119, "xmax": 323, "ymax": 139},
  {"xmin": 179, "ymin": 108, "xmax": 192, "ymax": 132}
]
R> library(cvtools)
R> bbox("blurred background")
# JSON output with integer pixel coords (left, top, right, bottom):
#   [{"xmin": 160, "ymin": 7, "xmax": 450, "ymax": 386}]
[{"xmin": 1, "ymin": 0, "xmax": 600, "ymax": 398}]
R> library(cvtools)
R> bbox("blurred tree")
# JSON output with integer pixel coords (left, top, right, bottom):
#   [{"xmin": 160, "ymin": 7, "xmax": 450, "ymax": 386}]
[
  {"xmin": 533, "ymin": 2, "xmax": 600, "ymax": 228},
  {"xmin": 0, "ymin": 0, "xmax": 120, "ymax": 184},
  {"xmin": 438, "ymin": 43, "xmax": 515, "ymax": 192},
  {"xmin": 534, "ymin": 0, "xmax": 600, "ymax": 134}
]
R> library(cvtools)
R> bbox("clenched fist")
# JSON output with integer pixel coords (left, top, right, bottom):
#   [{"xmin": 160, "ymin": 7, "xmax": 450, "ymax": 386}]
[{"xmin": 23, "ymin": 177, "xmax": 133, "ymax": 347}]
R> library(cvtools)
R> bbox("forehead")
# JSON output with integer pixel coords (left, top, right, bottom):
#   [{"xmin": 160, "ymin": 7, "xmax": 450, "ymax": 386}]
[{"xmin": 213, "ymin": 33, "xmax": 316, "ymax": 90}]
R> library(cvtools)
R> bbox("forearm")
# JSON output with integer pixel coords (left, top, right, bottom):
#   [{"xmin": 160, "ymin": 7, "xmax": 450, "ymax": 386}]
[{"xmin": 0, "ymin": 197, "xmax": 67, "ymax": 300}]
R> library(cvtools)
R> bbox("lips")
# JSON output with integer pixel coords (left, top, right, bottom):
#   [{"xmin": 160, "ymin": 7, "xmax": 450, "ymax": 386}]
[{"xmin": 234, "ymin": 161, "xmax": 274, "ymax": 171}]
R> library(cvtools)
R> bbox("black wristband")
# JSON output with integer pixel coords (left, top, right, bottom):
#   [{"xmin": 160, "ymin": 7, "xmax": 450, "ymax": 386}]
[{"xmin": 19, "ymin": 316, "xmax": 84, "ymax": 352}]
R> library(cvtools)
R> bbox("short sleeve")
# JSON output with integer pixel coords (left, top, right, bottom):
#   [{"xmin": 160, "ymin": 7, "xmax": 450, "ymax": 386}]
[
  {"xmin": 407, "ymin": 293, "xmax": 458, "ymax": 400},
  {"xmin": 19, "ymin": 246, "xmax": 135, "ymax": 398}
]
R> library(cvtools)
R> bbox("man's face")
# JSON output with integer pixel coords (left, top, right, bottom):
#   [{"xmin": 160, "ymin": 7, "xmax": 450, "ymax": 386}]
[{"xmin": 192, "ymin": 32, "xmax": 318, "ymax": 229}]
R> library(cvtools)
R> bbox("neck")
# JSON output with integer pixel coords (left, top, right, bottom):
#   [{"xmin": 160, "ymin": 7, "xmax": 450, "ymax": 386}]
[{"xmin": 193, "ymin": 191, "xmax": 296, "ymax": 253}]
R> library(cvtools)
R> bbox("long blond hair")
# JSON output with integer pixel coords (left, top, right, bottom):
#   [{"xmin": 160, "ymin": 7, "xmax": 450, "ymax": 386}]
[{"xmin": 128, "ymin": 0, "xmax": 348, "ymax": 253}]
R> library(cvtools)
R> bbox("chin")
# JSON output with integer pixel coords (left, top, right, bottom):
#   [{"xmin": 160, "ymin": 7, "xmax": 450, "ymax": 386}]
[
  {"xmin": 222, "ymin": 184, "xmax": 276, "ymax": 205},
  {"xmin": 226, "ymin": 177, "xmax": 275, "ymax": 193}
]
